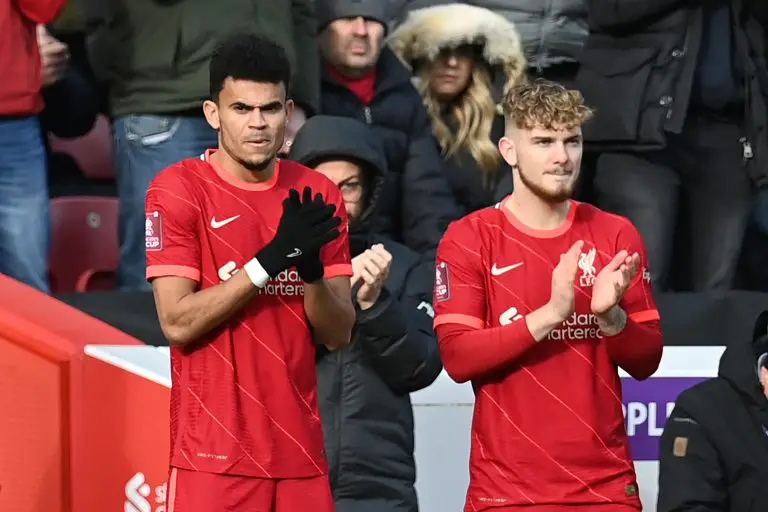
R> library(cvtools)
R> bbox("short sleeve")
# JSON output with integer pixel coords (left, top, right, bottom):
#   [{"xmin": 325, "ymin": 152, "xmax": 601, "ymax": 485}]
[
  {"xmin": 433, "ymin": 219, "xmax": 487, "ymax": 330},
  {"xmin": 145, "ymin": 171, "xmax": 202, "ymax": 283},
  {"xmin": 319, "ymin": 184, "xmax": 353, "ymax": 279},
  {"xmin": 616, "ymin": 220, "xmax": 659, "ymax": 324}
]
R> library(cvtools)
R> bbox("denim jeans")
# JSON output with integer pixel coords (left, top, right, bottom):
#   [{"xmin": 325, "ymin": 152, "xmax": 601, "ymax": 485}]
[
  {"xmin": 0, "ymin": 117, "xmax": 50, "ymax": 292},
  {"xmin": 113, "ymin": 115, "xmax": 217, "ymax": 291}
]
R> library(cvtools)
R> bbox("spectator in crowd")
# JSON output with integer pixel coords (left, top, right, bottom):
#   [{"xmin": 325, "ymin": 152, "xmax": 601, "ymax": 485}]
[
  {"xmin": 576, "ymin": 0, "xmax": 768, "ymax": 291},
  {"xmin": 389, "ymin": 0, "xmax": 588, "ymax": 87},
  {"xmin": 0, "ymin": 0, "xmax": 67, "ymax": 292},
  {"xmin": 81, "ymin": 0, "xmax": 321, "ymax": 290},
  {"xmin": 657, "ymin": 310, "xmax": 768, "ymax": 512},
  {"xmin": 315, "ymin": 0, "xmax": 460, "ymax": 258},
  {"xmin": 290, "ymin": 115, "xmax": 442, "ymax": 512},
  {"xmin": 389, "ymin": 3, "xmax": 525, "ymax": 213},
  {"xmin": 38, "ymin": 24, "xmax": 100, "ymax": 193}
]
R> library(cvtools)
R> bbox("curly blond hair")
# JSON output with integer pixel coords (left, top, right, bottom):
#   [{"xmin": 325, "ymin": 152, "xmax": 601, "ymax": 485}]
[{"xmin": 502, "ymin": 80, "xmax": 594, "ymax": 130}]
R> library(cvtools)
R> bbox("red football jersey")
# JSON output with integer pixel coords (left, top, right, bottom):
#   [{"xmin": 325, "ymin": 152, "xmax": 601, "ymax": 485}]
[
  {"xmin": 145, "ymin": 150, "xmax": 352, "ymax": 479},
  {"xmin": 434, "ymin": 199, "xmax": 662, "ymax": 511}
]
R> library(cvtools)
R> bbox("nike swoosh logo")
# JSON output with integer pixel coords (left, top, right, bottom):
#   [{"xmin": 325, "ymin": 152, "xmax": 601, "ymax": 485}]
[
  {"xmin": 210, "ymin": 215, "xmax": 240, "ymax": 229},
  {"xmin": 491, "ymin": 262, "xmax": 523, "ymax": 276},
  {"xmin": 286, "ymin": 248, "xmax": 302, "ymax": 258}
]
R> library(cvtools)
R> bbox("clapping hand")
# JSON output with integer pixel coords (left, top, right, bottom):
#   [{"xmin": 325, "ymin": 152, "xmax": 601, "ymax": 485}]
[
  {"xmin": 351, "ymin": 244, "xmax": 392, "ymax": 310},
  {"xmin": 590, "ymin": 250, "xmax": 640, "ymax": 315},
  {"xmin": 548, "ymin": 240, "xmax": 583, "ymax": 321}
]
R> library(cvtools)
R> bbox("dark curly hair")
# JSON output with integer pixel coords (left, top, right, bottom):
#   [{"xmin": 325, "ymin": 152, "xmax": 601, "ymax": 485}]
[{"xmin": 209, "ymin": 32, "xmax": 292, "ymax": 101}]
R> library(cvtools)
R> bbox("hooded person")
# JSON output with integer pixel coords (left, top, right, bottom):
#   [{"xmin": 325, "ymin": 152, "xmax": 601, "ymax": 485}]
[
  {"xmin": 657, "ymin": 311, "xmax": 768, "ymax": 511},
  {"xmin": 389, "ymin": 3, "xmax": 526, "ymax": 213},
  {"xmin": 289, "ymin": 114, "xmax": 443, "ymax": 512}
]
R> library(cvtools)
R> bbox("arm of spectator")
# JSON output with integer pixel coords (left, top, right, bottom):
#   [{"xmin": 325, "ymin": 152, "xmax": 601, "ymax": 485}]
[
  {"xmin": 290, "ymin": 0, "xmax": 321, "ymax": 115},
  {"xmin": 39, "ymin": 27, "xmax": 98, "ymax": 138},
  {"xmin": 13, "ymin": 0, "xmax": 66, "ymax": 24},
  {"xmin": 586, "ymin": 0, "xmax": 689, "ymax": 31},
  {"xmin": 78, "ymin": 0, "xmax": 112, "ymax": 85},
  {"xmin": 42, "ymin": 68, "xmax": 99, "ymax": 138},
  {"xmin": 357, "ymin": 259, "xmax": 442, "ymax": 394},
  {"xmin": 656, "ymin": 403, "xmax": 728, "ymax": 512},
  {"xmin": 401, "ymin": 97, "xmax": 461, "ymax": 258}
]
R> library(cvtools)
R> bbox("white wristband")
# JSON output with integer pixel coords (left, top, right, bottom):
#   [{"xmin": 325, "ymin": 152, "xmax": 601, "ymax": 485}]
[{"xmin": 243, "ymin": 258, "xmax": 270, "ymax": 288}]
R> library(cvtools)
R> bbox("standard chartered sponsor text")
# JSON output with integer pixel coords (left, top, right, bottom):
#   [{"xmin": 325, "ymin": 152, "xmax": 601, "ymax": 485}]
[
  {"xmin": 258, "ymin": 269, "xmax": 304, "ymax": 296},
  {"xmin": 548, "ymin": 312, "xmax": 602, "ymax": 341},
  {"xmin": 218, "ymin": 262, "xmax": 304, "ymax": 296}
]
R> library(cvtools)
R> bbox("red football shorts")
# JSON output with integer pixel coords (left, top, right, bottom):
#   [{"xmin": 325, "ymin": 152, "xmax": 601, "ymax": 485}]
[{"xmin": 166, "ymin": 467, "xmax": 334, "ymax": 512}]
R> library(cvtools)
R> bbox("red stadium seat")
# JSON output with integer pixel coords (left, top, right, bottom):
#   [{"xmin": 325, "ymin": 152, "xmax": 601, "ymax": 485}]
[
  {"xmin": 48, "ymin": 115, "xmax": 114, "ymax": 180},
  {"xmin": 48, "ymin": 196, "xmax": 119, "ymax": 293}
]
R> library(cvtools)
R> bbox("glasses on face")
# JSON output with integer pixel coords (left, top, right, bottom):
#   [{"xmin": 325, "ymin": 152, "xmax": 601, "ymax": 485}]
[{"xmin": 338, "ymin": 179, "xmax": 363, "ymax": 202}]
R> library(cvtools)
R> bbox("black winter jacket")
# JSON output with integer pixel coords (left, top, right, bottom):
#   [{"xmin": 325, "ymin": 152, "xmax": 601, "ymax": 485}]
[
  {"xmin": 442, "ymin": 113, "xmax": 511, "ymax": 213},
  {"xmin": 290, "ymin": 115, "xmax": 443, "ymax": 512},
  {"xmin": 575, "ymin": 0, "xmax": 768, "ymax": 186},
  {"xmin": 320, "ymin": 49, "xmax": 460, "ymax": 258},
  {"xmin": 657, "ymin": 312, "xmax": 768, "ymax": 512}
]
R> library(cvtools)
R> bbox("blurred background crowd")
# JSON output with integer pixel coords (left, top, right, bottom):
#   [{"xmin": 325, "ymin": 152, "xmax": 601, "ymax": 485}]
[{"xmin": 2, "ymin": 0, "xmax": 768, "ymax": 297}]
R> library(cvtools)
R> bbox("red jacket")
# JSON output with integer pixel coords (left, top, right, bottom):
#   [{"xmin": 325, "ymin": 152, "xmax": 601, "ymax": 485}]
[{"xmin": 0, "ymin": 0, "xmax": 66, "ymax": 115}]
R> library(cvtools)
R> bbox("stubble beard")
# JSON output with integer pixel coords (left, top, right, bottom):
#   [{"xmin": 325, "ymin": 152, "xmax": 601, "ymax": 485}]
[
  {"xmin": 516, "ymin": 164, "xmax": 576, "ymax": 205},
  {"xmin": 220, "ymin": 130, "xmax": 276, "ymax": 173}
]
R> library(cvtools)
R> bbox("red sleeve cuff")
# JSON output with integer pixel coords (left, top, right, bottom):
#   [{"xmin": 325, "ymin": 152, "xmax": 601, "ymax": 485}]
[
  {"xmin": 146, "ymin": 264, "xmax": 201, "ymax": 283},
  {"xmin": 434, "ymin": 313, "xmax": 485, "ymax": 330},
  {"xmin": 325, "ymin": 263, "xmax": 353, "ymax": 279},
  {"xmin": 629, "ymin": 308, "xmax": 660, "ymax": 323}
]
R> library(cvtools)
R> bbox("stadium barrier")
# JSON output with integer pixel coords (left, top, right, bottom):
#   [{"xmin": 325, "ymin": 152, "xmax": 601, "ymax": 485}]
[{"xmin": 0, "ymin": 275, "xmax": 141, "ymax": 512}]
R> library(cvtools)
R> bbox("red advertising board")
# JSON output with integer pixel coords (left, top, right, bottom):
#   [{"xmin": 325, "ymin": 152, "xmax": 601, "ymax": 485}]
[
  {"xmin": 0, "ymin": 275, "xmax": 142, "ymax": 512},
  {"xmin": 78, "ymin": 347, "xmax": 170, "ymax": 512}
]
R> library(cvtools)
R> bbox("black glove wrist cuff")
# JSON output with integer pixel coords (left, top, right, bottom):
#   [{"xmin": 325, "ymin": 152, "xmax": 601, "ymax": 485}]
[
  {"xmin": 255, "ymin": 244, "xmax": 284, "ymax": 278},
  {"xmin": 298, "ymin": 258, "xmax": 324, "ymax": 283}
]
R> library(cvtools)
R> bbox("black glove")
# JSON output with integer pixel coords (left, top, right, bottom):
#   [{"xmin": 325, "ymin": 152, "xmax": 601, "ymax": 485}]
[
  {"xmin": 297, "ymin": 251, "xmax": 325, "ymax": 283},
  {"xmin": 296, "ymin": 189, "xmax": 337, "ymax": 283},
  {"xmin": 257, "ymin": 186, "xmax": 341, "ymax": 278}
]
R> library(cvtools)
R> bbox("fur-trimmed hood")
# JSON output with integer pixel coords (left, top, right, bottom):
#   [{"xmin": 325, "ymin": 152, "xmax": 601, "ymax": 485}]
[{"xmin": 388, "ymin": 3, "xmax": 526, "ymax": 92}]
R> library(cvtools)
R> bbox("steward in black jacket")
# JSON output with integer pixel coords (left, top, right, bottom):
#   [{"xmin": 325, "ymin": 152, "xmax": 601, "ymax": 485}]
[
  {"xmin": 290, "ymin": 115, "xmax": 443, "ymax": 512},
  {"xmin": 657, "ymin": 310, "xmax": 768, "ymax": 512}
]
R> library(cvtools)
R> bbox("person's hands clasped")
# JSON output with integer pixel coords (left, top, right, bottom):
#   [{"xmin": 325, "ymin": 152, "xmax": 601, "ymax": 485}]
[
  {"xmin": 352, "ymin": 244, "xmax": 392, "ymax": 310},
  {"xmin": 293, "ymin": 187, "xmax": 340, "ymax": 283},
  {"xmin": 37, "ymin": 25, "xmax": 69, "ymax": 87},
  {"xmin": 591, "ymin": 250, "xmax": 640, "ymax": 316},
  {"xmin": 548, "ymin": 240, "xmax": 583, "ymax": 321},
  {"xmin": 257, "ymin": 186, "xmax": 341, "ymax": 279}
]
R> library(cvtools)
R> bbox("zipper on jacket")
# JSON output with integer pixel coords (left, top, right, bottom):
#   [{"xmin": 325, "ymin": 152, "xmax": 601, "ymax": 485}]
[
  {"xmin": 740, "ymin": 136, "xmax": 754, "ymax": 164},
  {"xmin": 363, "ymin": 106, "xmax": 373, "ymax": 124}
]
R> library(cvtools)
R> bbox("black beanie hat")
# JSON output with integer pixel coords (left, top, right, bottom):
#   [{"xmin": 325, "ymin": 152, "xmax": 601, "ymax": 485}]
[{"xmin": 315, "ymin": 0, "xmax": 389, "ymax": 34}]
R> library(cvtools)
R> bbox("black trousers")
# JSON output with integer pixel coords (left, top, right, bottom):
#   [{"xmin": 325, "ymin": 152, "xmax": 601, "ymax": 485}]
[{"xmin": 593, "ymin": 113, "xmax": 753, "ymax": 291}]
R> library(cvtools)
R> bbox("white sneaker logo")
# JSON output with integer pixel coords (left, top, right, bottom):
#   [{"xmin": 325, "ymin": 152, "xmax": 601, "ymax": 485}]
[
  {"xmin": 491, "ymin": 262, "xmax": 523, "ymax": 276},
  {"xmin": 210, "ymin": 215, "xmax": 240, "ymax": 229},
  {"xmin": 286, "ymin": 248, "xmax": 302, "ymax": 258}
]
